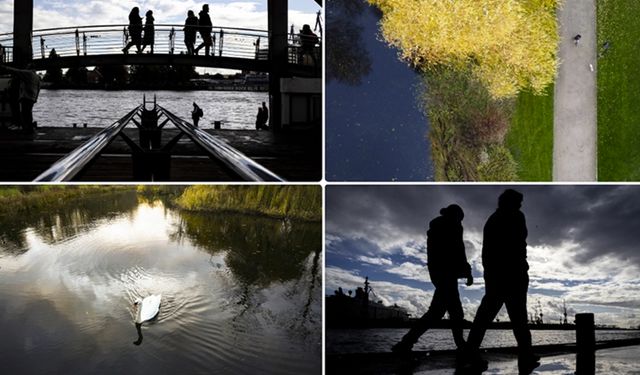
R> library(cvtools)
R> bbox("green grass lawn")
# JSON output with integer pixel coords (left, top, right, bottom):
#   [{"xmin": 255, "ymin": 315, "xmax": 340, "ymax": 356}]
[
  {"xmin": 505, "ymin": 87, "xmax": 554, "ymax": 181},
  {"xmin": 597, "ymin": 0, "xmax": 640, "ymax": 181}
]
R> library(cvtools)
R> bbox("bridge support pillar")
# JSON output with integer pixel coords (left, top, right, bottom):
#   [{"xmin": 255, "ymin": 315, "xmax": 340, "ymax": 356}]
[
  {"xmin": 268, "ymin": 0, "xmax": 288, "ymax": 131},
  {"xmin": 13, "ymin": 0, "xmax": 34, "ymax": 68}
]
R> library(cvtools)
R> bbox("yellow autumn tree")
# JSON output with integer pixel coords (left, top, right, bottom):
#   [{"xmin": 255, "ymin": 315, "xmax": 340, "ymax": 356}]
[{"xmin": 367, "ymin": 0, "xmax": 560, "ymax": 98}]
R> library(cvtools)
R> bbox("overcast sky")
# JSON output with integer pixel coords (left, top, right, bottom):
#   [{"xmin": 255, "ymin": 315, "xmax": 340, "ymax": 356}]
[
  {"xmin": 0, "ymin": 1, "xmax": 321, "ymax": 34},
  {"xmin": 326, "ymin": 185, "xmax": 640, "ymax": 328}
]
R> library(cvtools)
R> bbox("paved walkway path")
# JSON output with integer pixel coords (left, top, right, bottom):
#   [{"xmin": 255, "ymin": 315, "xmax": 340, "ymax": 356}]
[{"xmin": 553, "ymin": 0, "xmax": 597, "ymax": 181}]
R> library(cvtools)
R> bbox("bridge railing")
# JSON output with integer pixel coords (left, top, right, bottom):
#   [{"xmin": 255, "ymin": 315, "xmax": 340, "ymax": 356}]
[
  {"xmin": 0, "ymin": 24, "xmax": 321, "ymax": 65},
  {"xmin": 33, "ymin": 101, "xmax": 285, "ymax": 182}
]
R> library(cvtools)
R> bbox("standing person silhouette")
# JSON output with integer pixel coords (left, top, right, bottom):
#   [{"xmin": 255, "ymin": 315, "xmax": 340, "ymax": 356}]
[
  {"xmin": 122, "ymin": 7, "xmax": 143, "ymax": 54},
  {"xmin": 392, "ymin": 204, "xmax": 473, "ymax": 353},
  {"xmin": 141, "ymin": 10, "xmax": 155, "ymax": 54},
  {"xmin": 463, "ymin": 189, "xmax": 539, "ymax": 373},
  {"xmin": 184, "ymin": 10, "xmax": 199, "ymax": 55},
  {"xmin": 194, "ymin": 4, "xmax": 213, "ymax": 56}
]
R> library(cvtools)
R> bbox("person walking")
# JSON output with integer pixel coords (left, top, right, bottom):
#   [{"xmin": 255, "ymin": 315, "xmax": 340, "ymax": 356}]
[
  {"xmin": 122, "ymin": 7, "xmax": 143, "ymax": 54},
  {"xmin": 299, "ymin": 24, "xmax": 319, "ymax": 65},
  {"xmin": 141, "ymin": 10, "xmax": 155, "ymax": 54},
  {"xmin": 463, "ymin": 189, "xmax": 539, "ymax": 373},
  {"xmin": 194, "ymin": 4, "xmax": 213, "ymax": 56},
  {"xmin": 184, "ymin": 10, "xmax": 199, "ymax": 55},
  {"xmin": 391, "ymin": 204, "xmax": 473, "ymax": 353}
]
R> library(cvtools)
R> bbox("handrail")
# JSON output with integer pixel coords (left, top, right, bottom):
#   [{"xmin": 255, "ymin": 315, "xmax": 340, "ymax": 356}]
[
  {"xmin": 157, "ymin": 105, "xmax": 285, "ymax": 182},
  {"xmin": 33, "ymin": 105, "xmax": 142, "ymax": 182}
]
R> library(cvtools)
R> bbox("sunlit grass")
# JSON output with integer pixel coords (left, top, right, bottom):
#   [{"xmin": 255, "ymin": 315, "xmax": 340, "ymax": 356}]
[
  {"xmin": 597, "ymin": 0, "xmax": 640, "ymax": 180},
  {"xmin": 506, "ymin": 87, "xmax": 554, "ymax": 181}
]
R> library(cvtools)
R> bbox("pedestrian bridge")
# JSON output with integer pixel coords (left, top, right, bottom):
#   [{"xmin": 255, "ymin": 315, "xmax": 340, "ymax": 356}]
[{"xmin": 0, "ymin": 24, "xmax": 321, "ymax": 76}]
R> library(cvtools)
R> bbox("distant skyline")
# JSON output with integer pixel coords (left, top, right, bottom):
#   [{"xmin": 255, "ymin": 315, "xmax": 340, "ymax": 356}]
[
  {"xmin": 326, "ymin": 185, "xmax": 640, "ymax": 328},
  {"xmin": 0, "ymin": 1, "xmax": 321, "ymax": 34}
]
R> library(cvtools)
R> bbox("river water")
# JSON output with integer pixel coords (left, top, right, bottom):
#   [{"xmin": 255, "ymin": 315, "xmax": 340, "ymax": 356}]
[
  {"xmin": 327, "ymin": 328, "xmax": 640, "ymax": 354},
  {"xmin": 34, "ymin": 89, "xmax": 268, "ymax": 129},
  {"xmin": 0, "ymin": 191, "xmax": 322, "ymax": 374}
]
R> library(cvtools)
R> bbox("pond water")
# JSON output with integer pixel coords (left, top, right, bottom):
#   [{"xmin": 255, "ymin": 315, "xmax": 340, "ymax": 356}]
[
  {"xmin": 35, "ymin": 89, "xmax": 268, "ymax": 129},
  {"xmin": 326, "ymin": 0, "xmax": 433, "ymax": 181},
  {"xmin": 0, "ymin": 191, "xmax": 321, "ymax": 374}
]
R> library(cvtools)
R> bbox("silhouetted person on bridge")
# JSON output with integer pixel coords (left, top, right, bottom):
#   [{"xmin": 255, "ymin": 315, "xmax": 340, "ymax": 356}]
[
  {"xmin": 141, "ymin": 10, "xmax": 155, "ymax": 54},
  {"xmin": 463, "ymin": 189, "xmax": 539, "ymax": 374},
  {"xmin": 122, "ymin": 7, "xmax": 143, "ymax": 54},
  {"xmin": 192, "ymin": 102, "xmax": 203, "ymax": 127},
  {"xmin": 299, "ymin": 24, "xmax": 319, "ymax": 65},
  {"xmin": 184, "ymin": 10, "xmax": 199, "ymax": 55},
  {"xmin": 0, "ymin": 65, "xmax": 41, "ymax": 133},
  {"xmin": 194, "ymin": 4, "xmax": 213, "ymax": 56},
  {"xmin": 391, "ymin": 204, "xmax": 473, "ymax": 353}
]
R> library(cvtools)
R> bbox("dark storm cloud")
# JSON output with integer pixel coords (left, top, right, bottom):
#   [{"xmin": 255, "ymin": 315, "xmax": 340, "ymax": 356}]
[{"xmin": 326, "ymin": 185, "xmax": 640, "ymax": 265}]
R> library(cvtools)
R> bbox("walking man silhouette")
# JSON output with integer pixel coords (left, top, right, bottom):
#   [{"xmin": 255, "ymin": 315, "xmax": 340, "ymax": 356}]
[
  {"xmin": 392, "ymin": 204, "xmax": 473, "ymax": 353},
  {"xmin": 463, "ymin": 189, "xmax": 539, "ymax": 373}
]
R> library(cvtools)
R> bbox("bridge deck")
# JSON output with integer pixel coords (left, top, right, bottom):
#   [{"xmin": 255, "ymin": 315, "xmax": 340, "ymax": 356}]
[{"xmin": 0, "ymin": 127, "xmax": 320, "ymax": 181}]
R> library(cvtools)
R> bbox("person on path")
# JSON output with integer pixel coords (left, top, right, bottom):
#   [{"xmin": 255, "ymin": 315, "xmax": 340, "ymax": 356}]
[
  {"xmin": 192, "ymin": 102, "xmax": 203, "ymax": 127},
  {"xmin": 0, "ymin": 64, "xmax": 41, "ymax": 133},
  {"xmin": 141, "ymin": 10, "xmax": 155, "ymax": 54},
  {"xmin": 194, "ymin": 4, "xmax": 213, "ymax": 56},
  {"xmin": 122, "ymin": 7, "xmax": 143, "ymax": 54},
  {"xmin": 184, "ymin": 10, "xmax": 199, "ymax": 55},
  {"xmin": 391, "ymin": 204, "xmax": 473, "ymax": 353},
  {"xmin": 463, "ymin": 189, "xmax": 540, "ymax": 374}
]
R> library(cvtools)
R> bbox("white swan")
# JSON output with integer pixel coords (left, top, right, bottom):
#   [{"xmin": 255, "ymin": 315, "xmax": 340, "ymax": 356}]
[{"xmin": 134, "ymin": 294, "xmax": 161, "ymax": 324}]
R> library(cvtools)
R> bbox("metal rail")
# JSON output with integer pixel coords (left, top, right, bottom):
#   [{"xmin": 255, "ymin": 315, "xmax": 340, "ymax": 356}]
[
  {"xmin": 33, "ymin": 101, "xmax": 284, "ymax": 182},
  {"xmin": 157, "ymin": 105, "xmax": 285, "ymax": 182},
  {"xmin": 0, "ymin": 24, "xmax": 321, "ymax": 65},
  {"xmin": 34, "ymin": 105, "xmax": 142, "ymax": 182}
]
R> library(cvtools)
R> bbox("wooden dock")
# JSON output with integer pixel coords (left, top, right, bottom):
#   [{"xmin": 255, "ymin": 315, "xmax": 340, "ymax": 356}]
[{"xmin": 0, "ymin": 127, "xmax": 321, "ymax": 181}]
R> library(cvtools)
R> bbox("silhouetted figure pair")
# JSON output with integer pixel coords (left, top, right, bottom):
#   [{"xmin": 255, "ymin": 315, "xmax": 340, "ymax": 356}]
[
  {"xmin": 255, "ymin": 102, "xmax": 269, "ymax": 130},
  {"xmin": 392, "ymin": 189, "xmax": 539, "ymax": 374},
  {"xmin": 392, "ymin": 204, "xmax": 473, "ymax": 353},
  {"xmin": 184, "ymin": 10, "xmax": 199, "ymax": 55},
  {"xmin": 123, "ymin": 7, "xmax": 143, "ymax": 54},
  {"xmin": 463, "ymin": 189, "xmax": 539, "ymax": 373},
  {"xmin": 194, "ymin": 4, "xmax": 213, "ymax": 56}
]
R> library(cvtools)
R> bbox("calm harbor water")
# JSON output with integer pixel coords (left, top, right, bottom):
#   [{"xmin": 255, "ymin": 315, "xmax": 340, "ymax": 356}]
[
  {"xmin": 0, "ymin": 192, "xmax": 321, "ymax": 374},
  {"xmin": 327, "ymin": 328, "xmax": 640, "ymax": 354},
  {"xmin": 326, "ymin": 0, "xmax": 433, "ymax": 181},
  {"xmin": 34, "ymin": 89, "xmax": 268, "ymax": 129}
]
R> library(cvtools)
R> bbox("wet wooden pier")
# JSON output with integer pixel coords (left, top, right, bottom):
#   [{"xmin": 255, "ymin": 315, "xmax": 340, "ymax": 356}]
[{"xmin": 0, "ymin": 126, "xmax": 321, "ymax": 181}]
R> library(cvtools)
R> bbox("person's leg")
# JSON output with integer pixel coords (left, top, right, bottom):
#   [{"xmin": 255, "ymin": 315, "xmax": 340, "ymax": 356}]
[
  {"xmin": 444, "ymin": 284, "xmax": 466, "ymax": 349},
  {"xmin": 20, "ymin": 100, "xmax": 34, "ymax": 132},
  {"xmin": 504, "ymin": 276, "xmax": 532, "ymax": 356},
  {"xmin": 465, "ymin": 284, "xmax": 504, "ymax": 353},
  {"xmin": 394, "ymin": 281, "xmax": 448, "ymax": 350}
]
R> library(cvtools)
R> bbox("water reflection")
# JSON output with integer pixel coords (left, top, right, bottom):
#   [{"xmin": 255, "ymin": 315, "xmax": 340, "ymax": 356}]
[
  {"xmin": 0, "ymin": 193, "xmax": 321, "ymax": 374},
  {"xmin": 326, "ymin": 0, "xmax": 434, "ymax": 181}
]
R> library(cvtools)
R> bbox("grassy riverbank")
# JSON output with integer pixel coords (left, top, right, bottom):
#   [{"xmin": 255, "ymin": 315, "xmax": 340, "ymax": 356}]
[
  {"xmin": 175, "ymin": 186, "xmax": 322, "ymax": 221},
  {"xmin": 597, "ymin": 0, "xmax": 640, "ymax": 180},
  {"xmin": 0, "ymin": 186, "xmax": 132, "ymax": 214}
]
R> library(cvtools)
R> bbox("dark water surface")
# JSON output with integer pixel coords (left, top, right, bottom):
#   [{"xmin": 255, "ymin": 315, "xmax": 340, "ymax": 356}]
[
  {"xmin": 326, "ymin": 0, "xmax": 433, "ymax": 181},
  {"xmin": 0, "ymin": 192, "xmax": 321, "ymax": 374}
]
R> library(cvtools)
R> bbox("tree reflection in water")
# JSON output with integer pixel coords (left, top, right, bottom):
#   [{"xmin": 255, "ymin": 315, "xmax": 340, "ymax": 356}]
[{"xmin": 327, "ymin": 0, "xmax": 372, "ymax": 85}]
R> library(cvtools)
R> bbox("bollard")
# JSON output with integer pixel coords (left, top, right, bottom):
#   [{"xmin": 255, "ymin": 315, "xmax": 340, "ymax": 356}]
[
  {"xmin": 576, "ymin": 313, "xmax": 595, "ymax": 375},
  {"xmin": 214, "ymin": 121, "xmax": 221, "ymax": 129},
  {"xmin": 83, "ymin": 123, "xmax": 87, "ymax": 128},
  {"xmin": 73, "ymin": 123, "xmax": 77, "ymax": 128}
]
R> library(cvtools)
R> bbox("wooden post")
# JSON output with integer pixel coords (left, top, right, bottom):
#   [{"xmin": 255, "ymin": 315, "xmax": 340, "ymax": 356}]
[
  {"xmin": 576, "ymin": 313, "xmax": 595, "ymax": 375},
  {"xmin": 268, "ymin": 0, "xmax": 287, "ymax": 131},
  {"xmin": 13, "ymin": 0, "xmax": 33, "ymax": 67}
]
